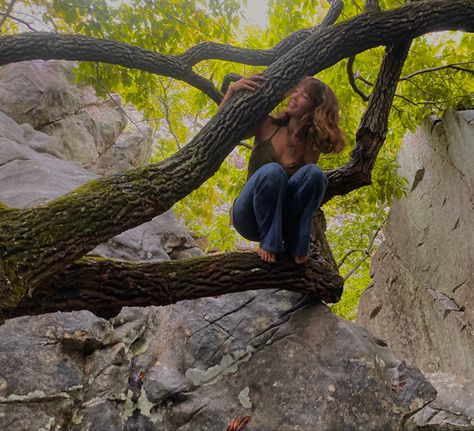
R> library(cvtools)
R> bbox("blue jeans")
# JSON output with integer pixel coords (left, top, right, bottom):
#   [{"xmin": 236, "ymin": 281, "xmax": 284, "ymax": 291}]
[{"xmin": 232, "ymin": 162, "xmax": 328, "ymax": 256}]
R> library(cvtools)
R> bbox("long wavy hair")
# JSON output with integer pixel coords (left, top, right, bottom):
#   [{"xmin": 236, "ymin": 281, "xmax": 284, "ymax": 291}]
[{"xmin": 273, "ymin": 76, "xmax": 345, "ymax": 154}]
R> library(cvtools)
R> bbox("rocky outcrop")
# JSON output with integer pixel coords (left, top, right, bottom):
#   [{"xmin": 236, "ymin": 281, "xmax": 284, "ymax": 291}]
[
  {"xmin": 0, "ymin": 294, "xmax": 437, "ymax": 431},
  {"xmin": 357, "ymin": 110, "xmax": 474, "ymax": 429},
  {"xmin": 407, "ymin": 373, "xmax": 474, "ymax": 430},
  {"xmin": 0, "ymin": 60, "xmax": 152, "ymax": 171}
]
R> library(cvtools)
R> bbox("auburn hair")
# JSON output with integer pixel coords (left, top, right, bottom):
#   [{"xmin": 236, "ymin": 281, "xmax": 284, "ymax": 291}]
[{"xmin": 273, "ymin": 76, "xmax": 345, "ymax": 154}]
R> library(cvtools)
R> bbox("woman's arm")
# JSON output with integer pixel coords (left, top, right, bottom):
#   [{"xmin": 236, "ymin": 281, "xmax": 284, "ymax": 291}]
[{"xmin": 218, "ymin": 74, "xmax": 265, "ymax": 140}]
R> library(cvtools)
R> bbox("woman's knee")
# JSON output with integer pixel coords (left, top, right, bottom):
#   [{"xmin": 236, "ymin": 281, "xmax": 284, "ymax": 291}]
[
  {"xmin": 254, "ymin": 162, "xmax": 288, "ymax": 186},
  {"xmin": 301, "ymin": 164, "xmax": 328, "ymax": 188}
]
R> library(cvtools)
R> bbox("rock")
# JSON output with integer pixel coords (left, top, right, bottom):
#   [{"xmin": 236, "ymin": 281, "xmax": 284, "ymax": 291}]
[
  {"xmin": 357, "ymin": 110, "xmax": 474, "ymax": 381},
  {"xmin": 0, "ymin": 60, "xmax": 81, "ymax": 128},
  {"xmin": 92, "ymin": 210, "xmax": 203, "ymax": 262},
  {"xmin": 0, "ymin": 110, "xmax": 95, "ymax": 207},
  {"xmin": 0, "ymin": 60, "xmax": 152, "ymax": 170},
  {"xmin": 39, "ymin": 95, "xmax": 128, "ymax": 167},
  {"xmin": 407, "ymin": 373, "xmax": 474, "ymax": 430},
  {"xmin": 116, "ymin": 292, "xmax": 436, "ymax": 431},
  {"xmin": 95, "ymin": 129, "xmax": 153, "ymax": 175},
  {"xmin": 0, "ymin": 291, "xmax": 438, "ymax": 431}
]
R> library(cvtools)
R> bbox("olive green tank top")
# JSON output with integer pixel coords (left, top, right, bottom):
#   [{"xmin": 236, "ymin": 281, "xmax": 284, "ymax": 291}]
[{"xmin": 246, "ymin": 125, "xmax": 304, "ymax": 180}]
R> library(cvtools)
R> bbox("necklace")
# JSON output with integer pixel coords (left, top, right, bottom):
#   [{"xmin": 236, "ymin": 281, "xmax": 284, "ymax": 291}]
[{"xmin": 287, "ymin": 126, "xmax": 302, "ymax": 155}]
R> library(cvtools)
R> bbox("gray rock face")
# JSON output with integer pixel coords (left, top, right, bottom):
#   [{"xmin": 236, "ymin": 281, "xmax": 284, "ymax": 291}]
[
  {"xmin": 407, "ymin": 373, "xmax": 474, "ymax": 430},
  {"xmin": 0, "ymin": 294, "xmax": 437, "ymax": 431},
  {"xmin": 0, "ymin": 60, "xmax": 152, "ymax": 171},
  {"xmin": 0, "ymin": 311, "xmax": 111, "ymax": 430},
  {"xmin": 0, "ymin": 110, "xmax": 95, "ymax": 207},
  {"xmin": 357, "ymin": 110, "xmax": 474, "ymax": 429},
  {"xmin": 357, "ymin": 110, "xmax": 474, "ymax": 379}
]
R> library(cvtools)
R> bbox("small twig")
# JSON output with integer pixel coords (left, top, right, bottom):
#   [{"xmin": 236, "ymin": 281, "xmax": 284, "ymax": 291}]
[
  {"xmin": 347, "ymin": 56, "xmax": 369, "ymax": 102},
  {"xmin": 4, "ymin": 14, "xmax": 36, "ymax": 31},
  {"xmin": 157, "ymin": 78, "xmax": 182, "ymax": 149},
  {"xmin": 365, "ymin": 0, "xmax": 381, "ymax": 12},
  {"xmin": 400, "ymin": 62, "xmax": 474, "ymax": 80},
  {"xmin": 338, "ymin": 248, "xmax": 363, "ymax": 268},
  {"xmin": 237, "ymin": 141, "xmax": 252, "ymax": 150},
  {"xmin": 0, "ymin": 0, "xmax": 16, "ymax": 29},
  {"xmin": 342, "ymin": 221, "xmax": 385, "ymax": 282},
  {"xmin": 95, "ymin": 63, "xmax": 150, "ymax": 142}
]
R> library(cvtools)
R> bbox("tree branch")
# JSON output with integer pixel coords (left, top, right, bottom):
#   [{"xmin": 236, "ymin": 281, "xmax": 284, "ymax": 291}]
[
  {"xmin": 9, "ymin": 252, "xmax": 342, "ymax": 319},
  {"xmin": 0, "ymin": 32, "xmax": 224, "ymax": 103},
  {"xmin": 0, "ymin": 0, "xmax": 343, "ymax": 105},
  {"xmin": 177, "ymin": 0, "xmax": 344, "ymax": 66},
  {"xmin": 1, "ymin": 0, "xmax": 474, "ymax": 316},
  {"xmin": 341, "ymin": 220, "xmax": 385, "ymax": 281},
  {"xmin": 5, "ymin": 212, "xmax": 343, "ymax": 320},
  {"xmin": 0, "ymin": 0, "xmax": 16, "ymax": 29},
  {"xmin": 324, "ymin": 39, "xmax": 413, "ymax": 201},
  {"xmin": 347, "ymin": 56, "xmax": 370, "ymax": 101},
  {"xmin": 400, "ymin": 62, "xmax": 474, "ymax": 80},
  {"xmin": 364, "ymin": 0, "xmax": 381, "ymax": 12}
]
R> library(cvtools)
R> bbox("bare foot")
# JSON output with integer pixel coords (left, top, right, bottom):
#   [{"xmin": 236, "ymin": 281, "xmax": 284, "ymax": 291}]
[
  {"xmin": 256, "ymin": 247, "xmax": 277, "ymax": 263},
  {"xmin": 293, "ymin": 255, "xmax": 309, "ymax": 265}
]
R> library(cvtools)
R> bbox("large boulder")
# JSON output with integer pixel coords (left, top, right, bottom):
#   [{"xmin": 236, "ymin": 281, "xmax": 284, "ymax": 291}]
[
  {"xmin": 357, "ymin": 110, "xmax": 474, "ymax": 379},
  {"xmin": 0, "ymin": 100, "xmax": 202, "ymax": 262},
  {"xmin": 357, "ymin": 110, "xmax": 474, "ymax": 429},
  {"xmin": 0, "ymin": 293, "xmax": 437, "ymax": 431}
]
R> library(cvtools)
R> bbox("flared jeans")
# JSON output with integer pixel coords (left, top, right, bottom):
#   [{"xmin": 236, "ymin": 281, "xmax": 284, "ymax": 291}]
[{"xmin": 232, "ymin": 162, "xmax": 328, "ymax": 256}]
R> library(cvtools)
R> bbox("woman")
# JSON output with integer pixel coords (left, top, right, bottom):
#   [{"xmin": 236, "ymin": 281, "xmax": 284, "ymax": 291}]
[{"xmin": 220, "ymin": 75, "xmax": 345, "ymax": 264}]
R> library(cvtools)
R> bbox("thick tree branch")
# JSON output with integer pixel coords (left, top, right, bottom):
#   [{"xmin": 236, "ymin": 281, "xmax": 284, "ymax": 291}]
[
  {"xmin": 1, "ymin": 0, "xmax": 474, "ymax": 316},
  {"xmin": 325, "ymin": 40, "xmax": 413, "ymax": 200},
  {"xmin": 0, "ymin": 32, "xmax": 224, "ymax": 102},
  {"xmin": 10, "ymin": 252, "xmax": 343, "ymax": 319},
  {"xmin": 5, "ymin": 212, "xmax": 342, "ymax": 320},
  {"xmin": 0, "ymin": 0, "xmax": 342, "ymax": 104},
  {"xmin": 177, "ymin": 0, "xmax": 344, "ymax": 66}
]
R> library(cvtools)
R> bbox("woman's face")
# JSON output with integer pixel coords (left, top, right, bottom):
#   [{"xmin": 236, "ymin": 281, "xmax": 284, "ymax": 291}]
[{"xmin": 286, "ymin": 85, "xmax": 315, "ymax": 118}]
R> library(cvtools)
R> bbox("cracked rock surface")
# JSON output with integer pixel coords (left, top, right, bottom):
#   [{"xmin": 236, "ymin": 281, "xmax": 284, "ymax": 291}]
[
  {"xmin": 0, "ymin": 295, "xmax": 438, "ymax": 431},
  {"xmin": 0, "ymin": 60, "xmax": 152, "ymax": 171},
  {"xmin": 357, "ymin": 110, "xmax": 474, "ymax": 429}
]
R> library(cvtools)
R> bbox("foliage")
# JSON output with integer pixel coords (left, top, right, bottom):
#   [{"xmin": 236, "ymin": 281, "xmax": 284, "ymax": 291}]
[{"xmin": 2, "ymin": 0, "xmax": 473, "ymax": 319}]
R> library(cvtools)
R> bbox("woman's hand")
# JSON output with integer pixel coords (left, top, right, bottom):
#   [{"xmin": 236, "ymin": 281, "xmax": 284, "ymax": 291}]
[
  {"xmin": 218, "ymin": 74, "xmax": 263, "ymax": 112},
  {"xmin": 228, "ymin": 74, "xmax": 263, "ymax": 95}
]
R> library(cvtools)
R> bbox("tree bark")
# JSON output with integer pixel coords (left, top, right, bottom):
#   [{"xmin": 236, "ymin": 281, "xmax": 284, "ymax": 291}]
[
  {"xmin": 5, "ymin": 212, "xmax": 342, "ymax": 320},
  {"xmin": 1, "ymin": 0, "xmax": 473, "ymax": 317},
  {"xmin": 11, "ymin": 252, "xmax": 342, "ymax": 319},
  {"xmin": 325, "ymin": 41, "xmax": 413, "ymax": 201}
]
